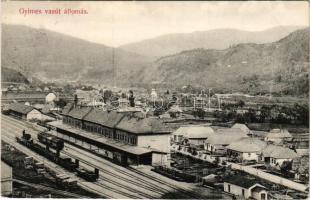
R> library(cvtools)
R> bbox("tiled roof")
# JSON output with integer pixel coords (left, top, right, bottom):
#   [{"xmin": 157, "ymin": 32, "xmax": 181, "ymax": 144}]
[
  {"xmin": 227, "ymin": 137, "xmax": 267, "ymax": 153},
  {"xmin": 8, "ymin": 103, "xmax": 36, "ymax": 114},
  {"xmin": 116, "ymin": 115, "xmax": 172, "ymax": 135},
  {"xmin": 62, "ymin": 103, "xmax": 74, "ymax": 115},
  {"xmin": 83, "ymin": 109, "xmax": 124, "ymax": 128},
  {"xmin": 173, "ymin": 126, "xmax": 214, "ymax": 139},
  {"xmin": 66, "ymin": 106, "xmax": 92, "ymax": 120},
  {"xmin": 262, "ymin": 145, "xmax": 298, "ymax": 159},
  {"xmin": 63, "ymin": 107, "xmax": 173, "ymax": 135}
]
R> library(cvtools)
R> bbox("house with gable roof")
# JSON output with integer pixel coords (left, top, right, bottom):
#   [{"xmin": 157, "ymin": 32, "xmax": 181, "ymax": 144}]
[{"xmin": 226, "ymin": 137, "xmax": 267, "ymax": 162}]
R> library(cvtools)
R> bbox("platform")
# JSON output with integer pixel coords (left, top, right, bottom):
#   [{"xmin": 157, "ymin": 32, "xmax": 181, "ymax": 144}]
[{"xmin": 47, "ymin": 121, "xmax": 153, "ymax": 165}]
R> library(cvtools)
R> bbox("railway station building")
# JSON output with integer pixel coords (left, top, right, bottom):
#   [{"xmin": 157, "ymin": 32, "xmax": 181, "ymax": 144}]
[{"xmin": 47, "ymin": 106, "xmax": 173, "ymax": 166}]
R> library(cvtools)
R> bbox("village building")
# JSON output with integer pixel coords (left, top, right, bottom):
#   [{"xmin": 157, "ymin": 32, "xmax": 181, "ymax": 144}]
[
  {"xmin": 260, "ymin": 145, "xmax": 299, "ymax": 168},
  {"xmin": 231, "ymin": 123, "xmax": 253, "ymax": 136},
  {"xmin": 45, "ymin": 92, "xmax": 57, "ymax": 104},
  {"xmin": 204, "ymin": 128, "xmax": 248, "ymax": 155},
  {"xmin": 1, "ymin": 161, "xmax": 12, "ymax": 196},
  {"xmin": 7, "ymin": 103, "xmax": 42, "ymax": 121},
  {"xmin": 7, "ymin": 103, "xmax": 55, "ymax": 122},
  {"xmin": 226, "ymin": 137, "xmax": 267, "ymax": 163},
  {"xmin": 167, "ymin": 105, "xmax": 183, "ymax": 118},
  {"xmin": 118, "ymin": 98, "xmax": 130, "ymax": 108},
  {"xmin": 171, "ymin": 126, "xmax": 215, "ymax": 157},
  {"xmin": 172, "ymin": 126, "xmax": 214, "ymax": 146},
  {"xmin": 264, "ymin": 129, "xmax": 292, "ymax": 144},
  {"xmin": 224, "ymin": 175, "xmax": 268, "ymax": 200}
]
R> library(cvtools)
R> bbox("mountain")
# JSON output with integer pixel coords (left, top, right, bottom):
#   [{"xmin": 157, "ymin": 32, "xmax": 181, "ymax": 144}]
[
  {"xmin": 1, "ymin": 67, "xmax": 29, "ymax": 85},
  {"xmin": 138, "ymin": 28, "xmax": 309, "ymax": 96},
  {"xmin": 119, "ymin": 26, "xmax": 305, "ymax": 58},
  {"xmin": 2, "ymin": 25, "xmax": 308, "ymax": 96},
  {"xmin": 1, "ymin": 24, "xmax": 151, "ymax": 85}
]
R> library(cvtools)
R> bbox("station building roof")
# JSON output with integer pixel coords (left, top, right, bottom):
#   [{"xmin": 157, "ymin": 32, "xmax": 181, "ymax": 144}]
[
  {"xmin": 83, "ymin": 109, "xmax": 124, "ymax": 128},
  {"xmin": 66, "ymin": 106, "xmax": 92, "ymax": 120},
  {"xmin": 62, "ymin": 106, "xmax": 173, "ymax": 135}
]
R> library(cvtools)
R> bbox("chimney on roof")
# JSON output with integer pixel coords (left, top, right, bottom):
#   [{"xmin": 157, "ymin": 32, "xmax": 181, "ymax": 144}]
[{"xmin": 74, "ymin": 94, "xmax": 78, "ymax": 108}]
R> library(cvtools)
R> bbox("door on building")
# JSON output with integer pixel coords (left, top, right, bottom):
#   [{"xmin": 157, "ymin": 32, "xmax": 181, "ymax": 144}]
[{"xmin": 261, "ymin": 193, "xmax": 266, "ymax": 200}]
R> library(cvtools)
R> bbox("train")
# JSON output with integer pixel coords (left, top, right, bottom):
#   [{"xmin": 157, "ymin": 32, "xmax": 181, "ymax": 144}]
[
  {"xmin": 37, "ymin": 132, "xmax": 64, "ymax": 151},
  {"xmin": 16, "ymin": 131, "xmax": 99, "ymax": 182},
  {"xmin": 76, "ymin": 168, "xmax": 99, "ymax": 182}
]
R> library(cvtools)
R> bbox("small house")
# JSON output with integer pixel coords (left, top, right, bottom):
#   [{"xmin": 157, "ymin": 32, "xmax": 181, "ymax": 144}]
[
  {"xmin": 205, "ymin": 128, "xmax": 248, "ymax": 155},
  {"xmin": 264, "ymin": 129, "xmax": 292, "ymax": 144},
  {"xmin": 261, "ymin": 145, "xmax": 298, "ymax": 168},
  {"xmin": 172, "ymin": 126, "xmax": 214, "ymax": 146},
  {"xmin": 226, "ymin": 137, "xmax": 267, "ymax": 162},
  {"xmin": 224, "ymin": 175, "xmax": 268, "ymax": 200}
]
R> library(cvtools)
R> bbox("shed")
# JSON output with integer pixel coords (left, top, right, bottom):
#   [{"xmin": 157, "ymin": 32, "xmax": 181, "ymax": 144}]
[
  {"xmin": 8, "ymin": 103, "xmax": 42, "ymax": 121},
  {"xmin": 224, "ymin": 175, "xmax": 268, "ymax": 200}
]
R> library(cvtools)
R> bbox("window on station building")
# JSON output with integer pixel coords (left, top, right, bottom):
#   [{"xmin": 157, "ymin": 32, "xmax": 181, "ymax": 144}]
[{"xmin": 129, "ymin": 137, "xmax": 137, "ymax": 145}]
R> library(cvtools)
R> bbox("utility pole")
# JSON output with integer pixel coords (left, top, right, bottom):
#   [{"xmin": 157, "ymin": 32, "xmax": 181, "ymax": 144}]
[{"xmin": 208, "ymin": 88, "xmax": 212, "ymax": 111}]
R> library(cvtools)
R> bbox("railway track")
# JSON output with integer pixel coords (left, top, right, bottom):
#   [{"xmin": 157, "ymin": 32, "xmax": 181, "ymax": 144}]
[
  {"xmin": 2, "ymin": 115, "xmax": 211, "ymax": 199},
  {"xmin": 63, "ymin": 146, "xmax": 204, "ymax": 199},
  {"xmin": 63, "ymin": 150, "xmax": 163, "ymax": 198},
  {"xmin": 2, "ymin": 117, "xmax": 165, "ymax": 198},
  {"xmin": 1, "ymin": 125, "xmax": 130, "ymax": 198},
  {"xmin": 3, "ymin": 124, "xmax": 159, "ymax": 199},
  {"xmin": 13, "ymin": 179, "xmax": 91, "ymax": 198},
  {"xmin": 1, "ymin": 134, "xmax": 113, "ymax": 198}
]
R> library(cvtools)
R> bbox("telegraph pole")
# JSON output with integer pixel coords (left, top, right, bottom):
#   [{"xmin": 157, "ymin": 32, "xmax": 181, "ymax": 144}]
[{"xmin": 208, "ymin": 88, "xmax": 212, "ymax": 111}]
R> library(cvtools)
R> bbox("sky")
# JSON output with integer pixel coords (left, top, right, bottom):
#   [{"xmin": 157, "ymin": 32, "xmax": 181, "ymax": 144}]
[{"xmin": 2, "ymin": 1, "xmax": 309, "ymax": 47}]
